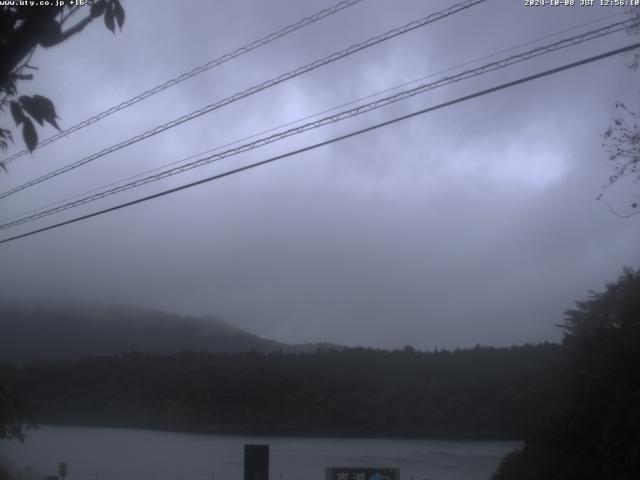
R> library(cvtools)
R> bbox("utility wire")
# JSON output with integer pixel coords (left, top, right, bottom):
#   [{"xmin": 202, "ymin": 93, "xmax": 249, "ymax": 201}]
[
  {"xmin": 0, "ymin": 0, "xmax": 486, "ymax": 201},
  {"xmin": 2, "ymin": 9, "xmax": 624, "ymax": 225},
  {"xmin": 0, "ymin": 0, "xmax": 365, "ymax": 167},
  {"xmin": 1, "ymin": 42, "xmax": 638, "ymax": 246},
  {"xmin": 0, "ymin": 18, "xmax": 634, "ymax": 231}
]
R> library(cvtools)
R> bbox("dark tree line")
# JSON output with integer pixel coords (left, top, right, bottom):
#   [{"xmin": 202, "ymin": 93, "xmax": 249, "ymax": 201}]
[
  {"xmin": 0, "ymin": 343, "xmax": 566, "ymax": 439},
  {"xmin": 3, "ymin": 268, "xmax": 638, "ymax": 479}
]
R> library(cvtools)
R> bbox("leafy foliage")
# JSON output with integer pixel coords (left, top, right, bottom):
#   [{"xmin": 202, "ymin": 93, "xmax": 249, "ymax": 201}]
[
  {"xmin": 493, "ymin": 268, "xmax": 640, "ymax": 480},
  {"xmin": 0, "ymin": 0, "xmax": 125, "ymax": 443},
  {"xmin": 599, "ymin": 8, "xmax": 640, "ymax": 216},
  {"xmin": 0, "ymin": 0, "xmax": 125, "ymax": 156},
  {"xmin": 600, "ymin": 103, "xmax": 640, "ymax": 215}
]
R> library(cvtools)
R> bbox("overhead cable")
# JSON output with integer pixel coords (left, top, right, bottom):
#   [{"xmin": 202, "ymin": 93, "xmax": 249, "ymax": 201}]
[
  {"xmin": 0, "ymin": 18, "xmax": 633, "ymax": 231},
  {"xmin": 3, "ymin": 9, "xmax": 624, "ymax": 226},
  {"xmin": 1, "ymin": 42, "xmax": 638, "ymax": 245},
  {"xmin": 0, "ymin": 0, "xmax": 486, "ymax": 200},
  {"xmin": 0, "ymin": 0, "xmax": 365, "ymax": 167}
]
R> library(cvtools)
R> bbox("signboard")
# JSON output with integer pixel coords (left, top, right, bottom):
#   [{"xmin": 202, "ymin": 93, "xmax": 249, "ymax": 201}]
[{"xmin": 325, "ymin": 467, "xmax": 400, "ymax": 480}]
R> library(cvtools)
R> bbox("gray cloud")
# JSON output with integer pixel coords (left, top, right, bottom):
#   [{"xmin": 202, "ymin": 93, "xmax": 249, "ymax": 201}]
[{"xmin": 1, "ymin": 0, "xmax": 639, "ymax": 350}]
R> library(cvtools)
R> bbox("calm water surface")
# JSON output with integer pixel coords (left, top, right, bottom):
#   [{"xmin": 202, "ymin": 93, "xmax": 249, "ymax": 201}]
[{"xmin": 0, "ymin": 426, "xmax": 520, "ymax": 480}]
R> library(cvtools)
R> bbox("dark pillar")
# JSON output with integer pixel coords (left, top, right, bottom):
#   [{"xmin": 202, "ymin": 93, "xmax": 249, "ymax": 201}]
[{"xmin": 244, "ymin": 444, "xmax": 269, "ymax": 480}]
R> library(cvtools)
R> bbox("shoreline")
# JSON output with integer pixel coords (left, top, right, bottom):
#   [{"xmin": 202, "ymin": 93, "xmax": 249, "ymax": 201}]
[{"xmin": 15, "ymin": 423, "xmax": 524, "ymax": 444}]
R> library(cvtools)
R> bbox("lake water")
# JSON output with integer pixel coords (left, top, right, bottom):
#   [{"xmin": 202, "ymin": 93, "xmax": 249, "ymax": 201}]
[{"xmin": 0, "ymin": 426, "xmax": 520, "ymax": 480}]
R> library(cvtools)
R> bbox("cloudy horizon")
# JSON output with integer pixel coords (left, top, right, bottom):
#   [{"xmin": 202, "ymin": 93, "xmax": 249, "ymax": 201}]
[{"xmin": 1, "ymin": 0, "xmax": 639, "ymax": 350}]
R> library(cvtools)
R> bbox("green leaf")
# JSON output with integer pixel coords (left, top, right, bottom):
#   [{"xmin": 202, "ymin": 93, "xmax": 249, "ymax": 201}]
[
  {"xmin": 114, "ymin": 0, "xmax": 125, "ymax": 29},
  {"xmin": 38, "ymin": 19, "xmax": 62, "ymax": 47},
  {"xmin": 32, "ymin": 95, "xmax": 60, "ymax": 130},
  {"xmin": 22, "ymin": 117, "xmax": 37, "ymax": 153},
  {"xmin": 0, "ymin": 128, "xmax": 12, "ymax": 154},
  {"xmin": 104, "ymin": 2, "xmax": 115, "ymax": 33},
  {"xmin": 10, "ymin": 101, "xmax": 24, "ymax": 125},
  {"xmin": 19, "ymin": 96, "xmax": 44, "ymax": 126},
  {"xmin": 4, "ymin": 78, "xmax": 17, "ymax": 97},
  {"xmin": 0, "ymin": 128, "xmax": 12, "ymax": 143},
  {"xmin": 19, "ymin": 95, "xmax": 60, "ymax": 130},
  {"xmin": 91, "ymin": 0, "xmax": 107, "ymax": 17}
]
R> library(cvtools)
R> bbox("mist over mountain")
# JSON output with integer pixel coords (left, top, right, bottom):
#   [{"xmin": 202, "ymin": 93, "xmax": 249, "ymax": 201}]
[{"xmin": 0, "ymin": 303, "xmax": 341, "ymax": 363}]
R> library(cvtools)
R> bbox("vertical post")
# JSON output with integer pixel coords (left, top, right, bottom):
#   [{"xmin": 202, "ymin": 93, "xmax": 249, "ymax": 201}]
[{"xmin": 244, "ymin": 444, "xmax": 269, "ymax": 480}]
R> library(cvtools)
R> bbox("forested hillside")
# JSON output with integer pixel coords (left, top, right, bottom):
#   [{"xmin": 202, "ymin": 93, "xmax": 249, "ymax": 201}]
[
  {"xmin": 1, "ymin": 344, "xmax": 565, "ymax": 439},
  {"xmin": 0, "ymin": 303, "xmax": 339, "ymax": 362}
]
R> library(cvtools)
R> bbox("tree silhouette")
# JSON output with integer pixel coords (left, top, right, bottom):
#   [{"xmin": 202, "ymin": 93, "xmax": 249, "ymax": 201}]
[
  {"xmin": 601, "ymin": 102, "xmax": 640, "ymax": 216},
  {"xmin": 599, "ymin": 9, "xmax": 640, "ymax": 216},
  {"xmin": 493, "ymin": 268, "xmax": 640, "ymax": 480},
  {"xmin": 0, "ymin": 0, "xmax": 125, "ymax": 442},
  {"xmin": 0, "ymin": 0, "xmax": 125, "ymax": 161},
  {"xmin": 0, "ymin": 386, "xmax": 26, "ymax": 441}
]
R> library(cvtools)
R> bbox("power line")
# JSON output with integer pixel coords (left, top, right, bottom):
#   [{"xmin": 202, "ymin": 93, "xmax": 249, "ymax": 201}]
[
  {"xmin": 0, "ymin": 17, "xmax": 633, "ymax": 231},
  {"xmin": 1, "ymin": 42, "xmax": 637, "ymax": 246},
  {"xmin": 1, "ymin": 17, "xmax": 632, "ymax": 229},
  {"xmin": 0, "ymin": 0, "xmax": 365, "ymax": 167},
  {"xmin": 2, "ymin": 10, "xmax": 624, "ymax": 226},
  {"xmin": 0, "ymin": 0, "xmax": 486, "ymax": 201},
  {"xmin": 5, "ymin": 8, "xmax": 617, "ymax": 204}
]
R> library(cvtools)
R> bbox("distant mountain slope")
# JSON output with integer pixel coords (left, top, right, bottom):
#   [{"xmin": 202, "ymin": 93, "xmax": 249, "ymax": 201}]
[{"xmin": 0, "ymin": 303, "xmax": 341, "ymax": 362}]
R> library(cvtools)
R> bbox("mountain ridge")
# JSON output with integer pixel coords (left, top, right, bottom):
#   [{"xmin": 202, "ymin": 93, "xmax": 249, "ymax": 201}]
[{"xmin": 0, "ymin": 302, "xmax": 343, "ymax": 363}]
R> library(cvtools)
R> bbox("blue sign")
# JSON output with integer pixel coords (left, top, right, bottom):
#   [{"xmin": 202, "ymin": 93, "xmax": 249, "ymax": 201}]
[{"xmin": 325, "ymin": 467, "xmax": 399, "ymax": 480}]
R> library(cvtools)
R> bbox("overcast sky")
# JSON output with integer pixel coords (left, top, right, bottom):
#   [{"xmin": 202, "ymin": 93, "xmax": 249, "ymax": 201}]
[{"xmin": 0, "ymin": 0, "xmax": 638, "ymax": 350}]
